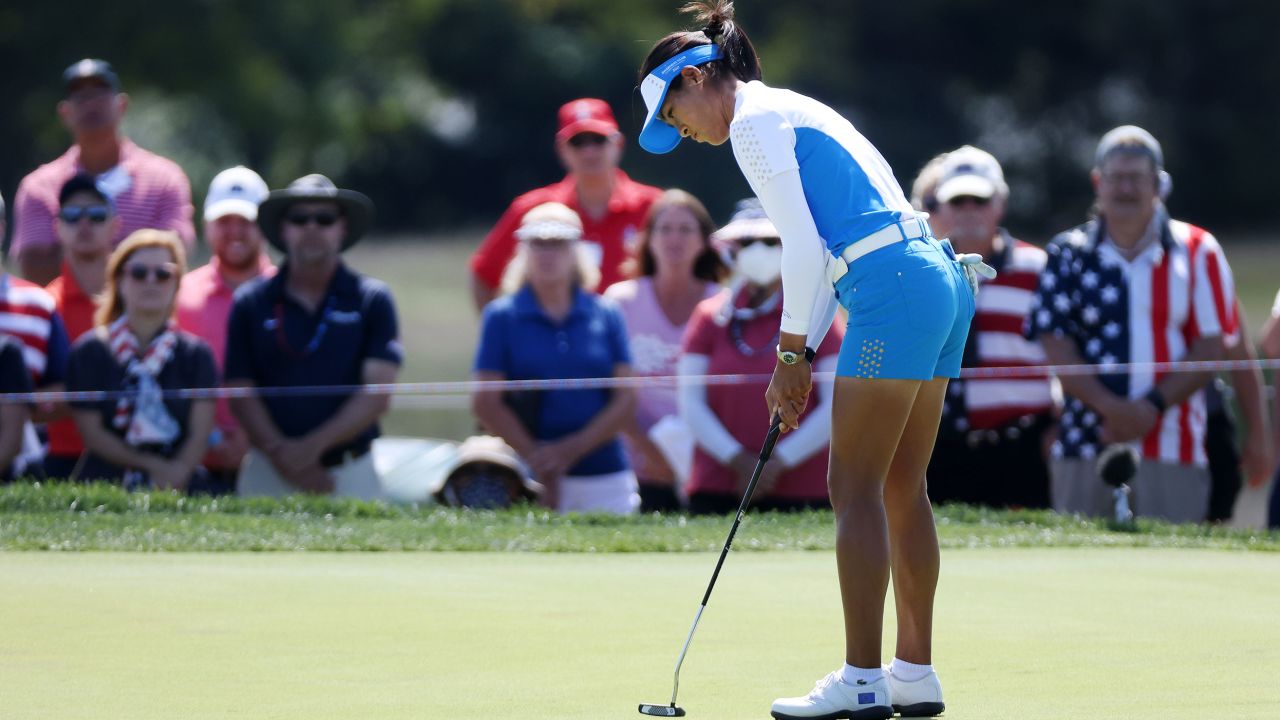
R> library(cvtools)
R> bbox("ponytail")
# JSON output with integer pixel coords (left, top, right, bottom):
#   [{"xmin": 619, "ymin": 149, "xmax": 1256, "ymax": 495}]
[{"xmin": 639, "ymin": 0, "xmax": 762, "ymax": 88}]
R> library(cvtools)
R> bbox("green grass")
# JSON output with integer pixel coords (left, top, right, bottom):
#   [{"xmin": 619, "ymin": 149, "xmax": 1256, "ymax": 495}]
[
  {"xmin": 1, "ymin": 482, "xmax": 1277, "ymax": 552},
  {"xmin": 0, "ymin": 549, "xmax": 1277, "ymax": 719}
]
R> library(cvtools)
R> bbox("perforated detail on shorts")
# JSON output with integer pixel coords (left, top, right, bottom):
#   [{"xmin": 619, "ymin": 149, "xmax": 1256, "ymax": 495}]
[{"xmin": 853, "ymin": 338, "xmax": 885, "ymax": 379}]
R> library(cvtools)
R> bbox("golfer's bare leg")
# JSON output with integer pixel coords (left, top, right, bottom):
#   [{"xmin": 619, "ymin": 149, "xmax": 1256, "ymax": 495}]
[
  {"xmin": 884, "ymin": 377, "xmax": 948, "ymax": 665},
  {"xmin": 828, "ymin": 377, "xmax": 922, "ymax": 669}
]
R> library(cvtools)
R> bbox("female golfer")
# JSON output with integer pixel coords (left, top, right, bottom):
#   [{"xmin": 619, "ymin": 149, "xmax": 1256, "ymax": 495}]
[{"xmin": 637, "ymin": 3, "xmax": 983, "ymax": 718}]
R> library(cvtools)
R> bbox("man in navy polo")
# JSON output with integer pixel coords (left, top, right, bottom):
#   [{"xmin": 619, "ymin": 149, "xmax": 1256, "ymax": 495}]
[{"xmin": 226, "ymin": 174, "xmax": 402, "ymax": 499}]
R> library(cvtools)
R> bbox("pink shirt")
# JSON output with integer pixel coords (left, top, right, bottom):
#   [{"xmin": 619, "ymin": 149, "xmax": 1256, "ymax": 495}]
[
  {"xmin": 604, "ymin": 277, "xmax": 720, "ymax": 479},
  {"xmin": 175, "ymin": 255, "xmax": 276, "ymax": 445},
  {"xmin": 11, "ymin": 138, "xmax": 195, "ymax": 254},
  {"xmin": 682, "ymin": 288, "xmax": 844, "ymax": 500}
]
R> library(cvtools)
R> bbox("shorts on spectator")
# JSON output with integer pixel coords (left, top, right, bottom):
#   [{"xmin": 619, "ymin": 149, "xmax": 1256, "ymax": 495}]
[
  {"xmin": 1050, "ymin": 456, "xmax": 1209, "ymax": 524},
  {"xmin": 557, "ymin": 470, "xmax": 640, "ymax": 515},
  {"xmin": 238, "ymin": 447, "xmax": 381, "ymax": 500}
]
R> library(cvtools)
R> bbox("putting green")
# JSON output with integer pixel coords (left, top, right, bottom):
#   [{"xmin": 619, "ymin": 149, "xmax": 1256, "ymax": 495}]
[{"xmin": 0, "ymin": 549, "xmax": 1276, "ymax": 719}]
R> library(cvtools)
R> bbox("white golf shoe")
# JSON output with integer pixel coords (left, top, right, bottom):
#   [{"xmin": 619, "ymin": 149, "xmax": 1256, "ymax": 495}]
[
  {"xmin": 886, "ymin": 666, "xmax": 945, "ymax": 717},
  {"xmin": 770, "ymin": 670, "xmax": 892, "ymax": 720}
]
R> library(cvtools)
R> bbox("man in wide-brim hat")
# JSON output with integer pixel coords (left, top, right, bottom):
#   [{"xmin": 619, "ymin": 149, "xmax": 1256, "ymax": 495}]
[{"xmin": 225, "ymin": 173, "xmax": 403, "ymax": 500}]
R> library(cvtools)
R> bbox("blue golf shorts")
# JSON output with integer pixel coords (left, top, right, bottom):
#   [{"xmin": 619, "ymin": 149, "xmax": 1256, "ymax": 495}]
[{"xmin": 833, "ymin": 236, "xmax": 975, "ymax": 380}]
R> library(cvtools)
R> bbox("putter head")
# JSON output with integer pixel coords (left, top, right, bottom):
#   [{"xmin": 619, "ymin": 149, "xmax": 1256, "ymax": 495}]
[{"xmin": 638, "ymin": 702, "xmax": 686, "ymax": 717}]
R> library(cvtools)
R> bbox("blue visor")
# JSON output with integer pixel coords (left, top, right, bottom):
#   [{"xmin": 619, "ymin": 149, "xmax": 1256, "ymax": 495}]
[{"xmin": 638, "ymin": 44, "xmax": 724, "ymax": 154}]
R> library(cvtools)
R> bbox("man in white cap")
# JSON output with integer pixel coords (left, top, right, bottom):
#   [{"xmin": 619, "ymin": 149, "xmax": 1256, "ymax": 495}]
[
  {"xmin": 1026, "ymin": 126, "xmax": 1244, "ymax": 523},
  {"xmin": 174, "ymin": 166, "xmax": 273, "ymax": 493},
  {"xmin": 926, "ymin": 146, "xmax": 1054, "ymax": 509}
]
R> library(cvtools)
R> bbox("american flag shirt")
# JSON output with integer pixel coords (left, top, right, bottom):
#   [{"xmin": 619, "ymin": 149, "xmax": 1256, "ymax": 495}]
[{"xmin": 1025, "ymin": 207, "xmax": 1237, "ymax": 465}]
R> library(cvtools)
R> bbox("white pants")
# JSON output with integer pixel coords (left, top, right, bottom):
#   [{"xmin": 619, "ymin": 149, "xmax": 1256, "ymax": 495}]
[
  {"xmin": 237, "ymin": 448, "xmax": 382, "ymax": 501},
  {"xmin": 557, "ymin": 470, "xmax": 640, "ymax": 515}
]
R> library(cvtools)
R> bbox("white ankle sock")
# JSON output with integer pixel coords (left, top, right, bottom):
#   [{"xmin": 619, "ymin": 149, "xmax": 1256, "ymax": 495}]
[
  {"xmin": 889, "ymin": 658, "xmax": 933, "ymax": 683},
  {"xmin": 840, "ymin": 664, "xmax": 884, "ymax": 685}
]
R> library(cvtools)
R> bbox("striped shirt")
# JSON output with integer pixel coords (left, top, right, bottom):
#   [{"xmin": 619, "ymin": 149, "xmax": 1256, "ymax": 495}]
[
  {"xmin": 9, "ymin": 138, "xmax": 194, "ymax": 254},
  {"xmin": 941, "ymin": 231, "xmax": 1053, "ymax": 431},
  {"xmin": 0, "ymin": 273, "xmax": 69, "ymax": 385},
  {"xmin": 1027, "ymin": 207, "xmax": 1236, "ymax": 466}
]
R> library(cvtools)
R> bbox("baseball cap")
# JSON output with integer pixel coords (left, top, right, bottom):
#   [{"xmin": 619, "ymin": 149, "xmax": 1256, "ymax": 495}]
[
  {"xmin": 934, "ymin": 145, "xmax": 1008, "ymax": 204},
  {"xmin": 638, "ymin": 43, "xmax": 723, "ymax": 154},
  {"xmin": 58, "ymin": 173, "xmax": 114, "ymax": 209},
  {"xmin": 62, "ymin": 59, "xmax": 120, "ymax": 94},
  {"xmin": 555, "ymin": 98, "xmax": 620, "ymax": 143},
  {"xmin": 1094, "ymin": 125, "xmax": 1163, "ymax": 169},
  {"xmin": 204, "ymin": 166, "xmax": 269, "ymax": 222}
]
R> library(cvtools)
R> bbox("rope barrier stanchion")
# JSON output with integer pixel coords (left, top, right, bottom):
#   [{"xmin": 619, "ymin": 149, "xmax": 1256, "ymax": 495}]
[{"xmin": 2, "ymin": 356, "xmax": 1279, "ymax": 405}]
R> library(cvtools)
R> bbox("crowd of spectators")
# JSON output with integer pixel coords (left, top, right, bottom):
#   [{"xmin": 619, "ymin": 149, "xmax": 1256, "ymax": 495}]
[{"xmin": 1, "ymin": 58, "xmax": 1277, "ymax": 528}]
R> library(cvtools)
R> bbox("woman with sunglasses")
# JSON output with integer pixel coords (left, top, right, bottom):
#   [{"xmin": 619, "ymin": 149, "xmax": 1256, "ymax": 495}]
[
  {"xmin": 678, "ymin": 199, "xmax": 841, "ymax": 515},
  {"xmin": 64, "ymin": 229, "xmax": 215, "ymax": 491},
  {"xmin": 637, "ymin": 3, "xmax": 989, "ymax": 718},
  {"xmin": 472, "ymin": 202, "xmax": 638, "ymax": 514}
]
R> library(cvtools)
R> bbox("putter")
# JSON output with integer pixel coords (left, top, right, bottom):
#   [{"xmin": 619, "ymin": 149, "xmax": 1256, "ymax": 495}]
[{"xmin": 639, "ymin": 414, "xmax": 784, "ymax": 718}]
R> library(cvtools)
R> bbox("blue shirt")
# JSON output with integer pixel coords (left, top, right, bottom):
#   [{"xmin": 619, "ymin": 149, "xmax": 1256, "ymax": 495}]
[
  {"xmin": 474, "ymin": 286, "xmax": 631, "ymax": 477},
  {"xmin": 224, "ymin": 262, "xmax": 402, "ymax": 464},
  {"xmin": 730, "ymin": 81, "xmax": 915, "ymax": 256}
]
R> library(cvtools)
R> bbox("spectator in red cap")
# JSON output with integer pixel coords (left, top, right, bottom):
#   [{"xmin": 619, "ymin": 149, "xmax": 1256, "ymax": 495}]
[
  {"xmin": 10, "ymin": 59, "xmax": 195, "ymax": 286},
  {"xmin": 468, "ymin": 98, "xmax": 662, "ymax": 310}
]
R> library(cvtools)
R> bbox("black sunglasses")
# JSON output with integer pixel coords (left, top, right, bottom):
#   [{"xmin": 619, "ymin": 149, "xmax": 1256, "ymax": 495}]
[
  {"xmin": 124, "ymin": 263, "xmax": 175, "ymax": 282},
  {"xmin": 738, "ymin": 236, "xmax": 781, "ymax": 249},
  {"xmin": 946, "ymin": 195, "xmax": 991, "ymax": 208},
  {"xmin": 567, "ymin": 133, "xmax": 609, "ymax": 148},
  {"xmin": 285, "ymin": 212, "xmax": 339, "ymax": 227},
  {"xmin": 58, "ymin": 205, "xmax": 112, "ymax": 224}
]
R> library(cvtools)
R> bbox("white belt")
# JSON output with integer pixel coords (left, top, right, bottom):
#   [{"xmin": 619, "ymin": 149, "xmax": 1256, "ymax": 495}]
[{"xmin": 828, "ymin": 215, "xmax": 932, "ymax": 284}]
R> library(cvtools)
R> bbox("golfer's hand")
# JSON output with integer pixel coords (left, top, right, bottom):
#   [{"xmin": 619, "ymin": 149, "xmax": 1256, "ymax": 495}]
[{"xmin": 765, "ymin": 361, "xmax": 812, "ymax": 432}]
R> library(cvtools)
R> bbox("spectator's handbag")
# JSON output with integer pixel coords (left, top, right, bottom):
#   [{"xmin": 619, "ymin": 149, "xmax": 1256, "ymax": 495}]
[{"xmin": 502, "ymin": 390, "xmax": 542, "ymax": 436}]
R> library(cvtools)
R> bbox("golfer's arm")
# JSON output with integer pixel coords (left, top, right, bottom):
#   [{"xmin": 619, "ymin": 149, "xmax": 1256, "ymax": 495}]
[
  {"xmin": 565, "ymin": 364, "xmax": 636, "ymax": 455},
  {"xmin": 1038, "ymin": 334, "xmax": 1122, "ymax": 413},
  {"xmin": 773, "ymin": 356, "xmax": 838, "ymax": 467},
  {"xmin": 471, "ymin": 371, "xmax": 538, "ymax": 457},
  {"xmin": 1155, "ymin": 335, "xmax": 1224, "ymax": 408}
]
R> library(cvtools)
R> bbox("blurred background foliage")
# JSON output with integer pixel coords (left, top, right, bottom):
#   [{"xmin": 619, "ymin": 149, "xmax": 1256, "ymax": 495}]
[{"xmin": 1, "ymin": 0, "xmax": 1277, "ymax": 239}]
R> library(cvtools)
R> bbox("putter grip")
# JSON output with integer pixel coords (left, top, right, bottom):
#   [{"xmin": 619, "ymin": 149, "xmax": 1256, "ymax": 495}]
[{"xmin": 759, "ymin": 415, "xmax": 783, "ymax": 462}]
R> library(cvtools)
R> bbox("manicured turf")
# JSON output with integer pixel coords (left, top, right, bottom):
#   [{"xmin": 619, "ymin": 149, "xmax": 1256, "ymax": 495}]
[{"xmin": 0, "ymin": 549, "xmax": 1277, "ymax": 719}]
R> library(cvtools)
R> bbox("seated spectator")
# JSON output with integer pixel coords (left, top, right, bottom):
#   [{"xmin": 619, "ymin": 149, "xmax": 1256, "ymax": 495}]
[
  {"xmin": 924, "ymin": 147, "xmax": 1054, "ymax": 509},
  {"xmin": 1258, "ymin": 290, "xmax": 1280, "ymax": 528},
  {"xmin": 0, "ymin": 335, "xmax": 35, "ymax": 482},
  {"xmin": 433, "ymin": 435, "xmax": 543, "ymax": 509},
  {"xmin": 11, "ymin": 59, "xmax": 193, "ymax": 285},
  {"xmin": 0, "ymin": 188, "xmax": 71, "ymax": 477},
  {"xmin": 471, "ymin": 202, "xmax": 638, "ymax": 514},
  {"xmin": 43, "ymin": 174, "xmax": 119, "ymax": 480},
  {"xmin": 227, "ymin": 175, "xmax": 401, "ymax": 500},
  {"xmin": 677, "ymin": 200, "xmax": 843, "ymax": 514},
  {"xmin": 176, "ymin": 166, "xmax": 274, "ymax": 495},
  {"xmin": 603, "ymin": 189, "xmax": 727, "ymax": 512},
  {"xmin": 468, "ymin": 98, "xmax": 662, "ymax": 309},
  {"xmin": 65, "ymin": 230, "xmax": 216, "ymax": 490}
]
